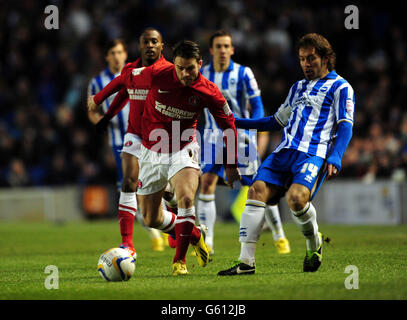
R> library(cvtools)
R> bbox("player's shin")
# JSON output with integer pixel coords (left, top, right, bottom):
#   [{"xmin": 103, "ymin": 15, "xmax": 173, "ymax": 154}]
[
  {"xmin": 118, "ymin": 192, "xmax": 137, "ymax": 248},
  {"xmin": 238, "ymin": 200, "xmax": 266, "ymax": 266},
  {"xmin": 197, "ymin": 193, "xmax": 216, "ymax": 250},
  {"xmin": 291, "ymin": 202, "xmax": 321, "ymax": 251},
  {"xmin": 173, "ymin": 207, "xmax": 196, "ymax": 263}
]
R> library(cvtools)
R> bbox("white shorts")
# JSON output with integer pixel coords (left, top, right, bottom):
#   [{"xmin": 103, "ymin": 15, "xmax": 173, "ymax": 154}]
[
  {"xmin": 121, "ymin": 133, "xmax": 142, "ymax": 158},
  {"xmin": 137, "ymin": 141, "xmax": 201, "ymax": 195}
]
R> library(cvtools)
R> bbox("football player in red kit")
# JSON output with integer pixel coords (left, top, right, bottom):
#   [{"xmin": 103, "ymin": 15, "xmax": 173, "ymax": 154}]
[
  {"xmin": 88, "ymin": 28, "xmax": 172, "ymax": 258},
  {"xmin": 90, "ymin": 40, "xmax": 241, "ymax": 275}
]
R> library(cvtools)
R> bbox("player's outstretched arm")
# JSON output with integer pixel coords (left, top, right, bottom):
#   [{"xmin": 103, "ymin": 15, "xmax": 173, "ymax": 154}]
[
  {"xmin": 248, "ymin": 96, "xmax": 265, "ymax": 119},
  {"xmin": 235, "ymin": 99, "xmax": 294, "ymax": 131},
  {"xmin": 234, "ymin": 115, "xmax": 283, "ymax": 132},
  {"xmin": 105, "ymin": 88, "xmax": 129, "ymax": 119},
  {"xmin": 93, "ymin": 74, "xmax": 126, "ymax": 106},
  {"xmin": 326, "ymin": 121, "xmax": 353, "ymax": 179}
]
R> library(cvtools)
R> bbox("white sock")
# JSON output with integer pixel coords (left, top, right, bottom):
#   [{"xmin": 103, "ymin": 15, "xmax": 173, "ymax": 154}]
[
  {"xmin": 264, "ymin": 205, "xmax": 286, "ymax": 241},
  {"xmin": 176, "ymin": 207, "xmax": 196, "ymax": 229},
  {"xmin": 291, "ymin": 202, "xmax": 321, "ymax": 251},
  {"xmin": 119, "ymin": 191, "xmax": 144, "ymax": 228},
  {"xmin": 177, "ymin": 206, "xmax": 196, "ymax": 219},
  {"xmin": 158, "ymin": 208, "xmax": 177, "ymax": 233},
  {"xmin": 119, "ymin": 192, "xmax": 137, "ymax": 215},
  {"xmin": 239, "ymin": 243, "xmax": 256, "ymax": 266},
  {"xmin": 238, "ymin": 199, "xmax": 266, "ymax": 266},
  {"xmin": 197, "ymin": 193, "xmax": 216, "ymax": 249}
]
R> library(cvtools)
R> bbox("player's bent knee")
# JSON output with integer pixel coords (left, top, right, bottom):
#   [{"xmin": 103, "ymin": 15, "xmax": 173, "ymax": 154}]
[
  {"xmin": 247, "ymin": 182, "xmax": 266, "ymax": 202},
  {"xmin": 286, "ymin": 190, "xmax": 308, "ymax": 212},
  {"xmin": 121, "ymin": 176, "xmax": 137, "ymax": 193}
]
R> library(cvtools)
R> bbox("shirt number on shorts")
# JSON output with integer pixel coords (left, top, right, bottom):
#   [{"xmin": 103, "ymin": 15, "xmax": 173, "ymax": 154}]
[{"xmin": 300, "ymin": 163, "xmax": 319, "ymax": 178}]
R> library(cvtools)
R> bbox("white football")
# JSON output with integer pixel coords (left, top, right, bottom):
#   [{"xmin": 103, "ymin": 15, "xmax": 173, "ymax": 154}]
[{"xmin": 97, "ymin": 247, "xmax": 135, "ymax": 281}]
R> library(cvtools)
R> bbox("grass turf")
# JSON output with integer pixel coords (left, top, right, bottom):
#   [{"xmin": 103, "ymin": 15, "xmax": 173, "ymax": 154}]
[{"xmin": 0, "ymin": 220, "xmax": 406, "ymax": 300}]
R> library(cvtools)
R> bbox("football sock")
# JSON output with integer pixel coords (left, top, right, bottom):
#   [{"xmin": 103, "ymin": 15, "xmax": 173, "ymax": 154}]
[
  {"xmin": 238, "ymin": 199, "xmax": 266, "ymax": 266},
  {"xmin": 118, "ymin": 192, "xmax": 137, "ymax": 247},
  {"xmin": 163, "ymin": 196, "xmax": 178, "ymax": 215},
  {"xmin": 173, "ymin": 207, "xmax": 196, "ymax": 263},
  {"xmin": 291, "ymin": 202, "xmax": 321, "ymax": 251},
  {"xmin": 197, "ymin": 193, "xmax": 216, "ymax": 249},
  {"xmin": 189, "ymin": 224, "xmax": 202, "ymax": 245},
  {"xmin": 158, "ymin": 208, "xmax": 177, "ymax": 239},
  {"xmin": 239, "ymin": 243, "xmax": 256, "ymax": 267},
  {"xmin": 264, "ymin": 205, "xmax": 286, "ymax": 241}
]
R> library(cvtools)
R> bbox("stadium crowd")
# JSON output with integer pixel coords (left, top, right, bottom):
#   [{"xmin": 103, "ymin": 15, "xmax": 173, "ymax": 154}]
[{"xmin": 0, "ymin": 0, "xmax": 405, "ymax": 187}]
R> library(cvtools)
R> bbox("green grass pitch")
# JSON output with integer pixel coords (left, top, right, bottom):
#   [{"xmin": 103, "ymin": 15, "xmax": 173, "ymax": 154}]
[{"xmin": 1, "ymin": 220, "xmax": 406, "ymax": 300}]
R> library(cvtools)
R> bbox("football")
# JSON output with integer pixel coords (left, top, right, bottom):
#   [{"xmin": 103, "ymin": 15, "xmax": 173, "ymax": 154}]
[{"xmin": 97, "ymin": 247, "xmax": 135, "ymax": 281}]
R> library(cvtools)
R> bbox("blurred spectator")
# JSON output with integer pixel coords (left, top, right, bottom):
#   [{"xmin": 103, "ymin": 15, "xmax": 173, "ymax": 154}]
[
  {"xmin": 0, "ymin": 0, "xmax": 406, "ymax": 187},
  {"xmin": 6, "ymin": 159, "xmax": 31, "ymax": 187}
]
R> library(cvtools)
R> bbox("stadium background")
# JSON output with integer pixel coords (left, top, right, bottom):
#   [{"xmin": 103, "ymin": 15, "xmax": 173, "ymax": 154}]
[{"xmin": 0, "ymin": 0, "xmax": 406, "ymax": 223}]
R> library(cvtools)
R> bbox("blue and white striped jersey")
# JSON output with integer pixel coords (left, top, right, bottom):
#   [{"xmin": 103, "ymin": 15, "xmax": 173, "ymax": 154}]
[
  {"xmin": 200, "ymin": 60, "xmax": 263, "ymax": 175},
  {"xmin": 88, "ymin": 67, "xmax": 130, "ymax": 148},
  {"xmin": 274, "ymin": 70, "xmax": 355, "ymax": 159},
  {"xmin": 201, "ymin": 59, "xmax": 261, "ymax": 125}
]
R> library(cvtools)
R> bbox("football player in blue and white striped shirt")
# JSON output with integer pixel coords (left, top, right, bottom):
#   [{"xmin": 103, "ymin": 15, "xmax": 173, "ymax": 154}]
[
  {"xmin": 218, "ymin": 33, "xmax": 354, "ymax": 275},
  {"xmin": 198, "ymin": 30, "xmax": 290, "ymax": 255},
  {"xmin": 87, "ymin": 39, "xmax": 130, "ymax": 191}
]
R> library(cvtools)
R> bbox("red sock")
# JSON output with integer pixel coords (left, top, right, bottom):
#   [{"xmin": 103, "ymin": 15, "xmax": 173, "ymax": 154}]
[
  {"xmin": 190, "ymin": 225, "xmax": 201, "ymax": 245},
  {"xmin": 173, "ymin": 216, "xmax": 195, "ymax": 263},
  {"xmin": 168, "ymin": 234, "xmax": 177, "ymax": 248},
  {"xmin": 166, "ymin": 226, "xmax": 198, "ymax": 248},
  {"xmin": 118, "ymin": 209, "xmax": 135, "ymax": 248},
  {"xmin": 168, "ymin": 226, "xmax": 199, "ymax": 248}
]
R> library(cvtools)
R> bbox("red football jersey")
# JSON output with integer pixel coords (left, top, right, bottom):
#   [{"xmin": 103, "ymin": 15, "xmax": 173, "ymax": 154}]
[
  {"xmin": 94, "ymin": 55, "xmax": 170, "ymax": 137},
  {"xmin": 123, "ymin": 62, "xmax": 237, "ymax": 164}
]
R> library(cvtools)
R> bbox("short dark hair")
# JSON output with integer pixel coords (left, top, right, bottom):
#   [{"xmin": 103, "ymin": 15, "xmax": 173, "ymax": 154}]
[
  {"xmin": 297, "ymin": 33, "xmax": 336, "ymax": 71},
  {"xmin": 209, "ymin": 30, "xmax": 232, "ymax": 48},
  {"xmin": 104, "ymin": 39, "xmax": 127, "ymax": 55},
  {"xmin": 173, "ymin": 40, "xmax": 202, "ymax": 62},
  {"xmin": 139, "ymin": 27, "xmax": 163, "ymax": 42}
]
